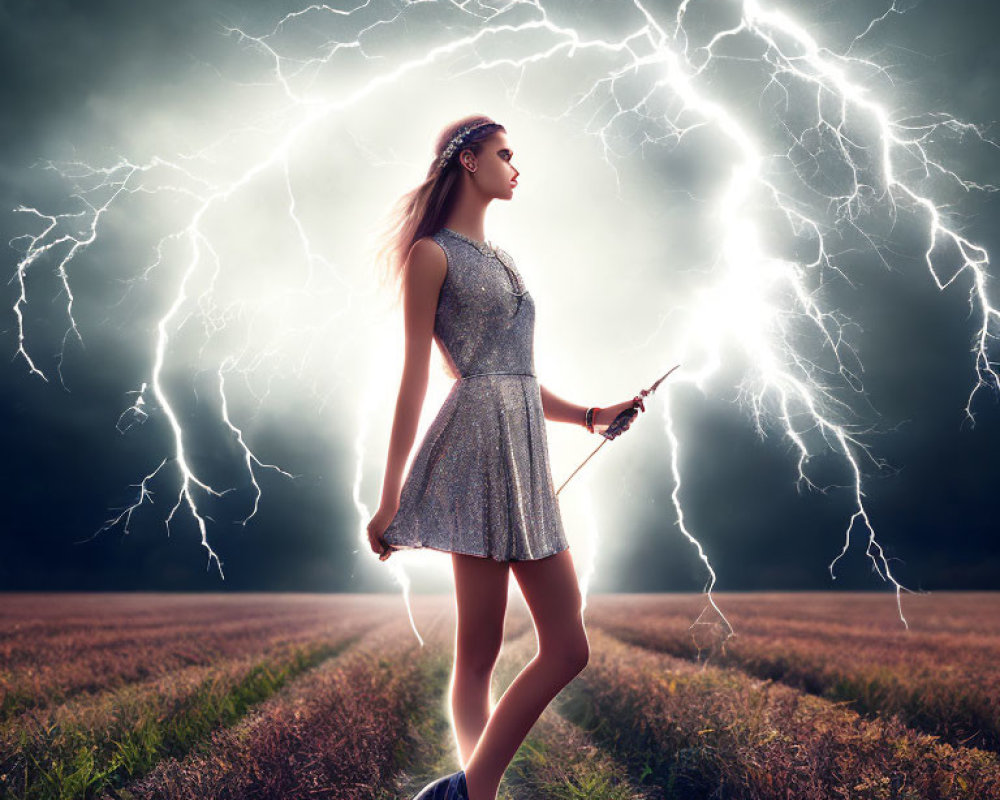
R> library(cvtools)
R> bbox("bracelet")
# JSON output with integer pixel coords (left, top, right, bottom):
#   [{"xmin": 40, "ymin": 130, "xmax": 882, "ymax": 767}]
[{"xmin": 585, "ymin": 406, "xmax": 601, "ymax": 434}]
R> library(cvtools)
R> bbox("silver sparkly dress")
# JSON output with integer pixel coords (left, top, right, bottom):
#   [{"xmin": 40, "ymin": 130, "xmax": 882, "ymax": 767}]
[{"xmin": 382, "ymin": 226, "xmax": 571, "ymax": 562}]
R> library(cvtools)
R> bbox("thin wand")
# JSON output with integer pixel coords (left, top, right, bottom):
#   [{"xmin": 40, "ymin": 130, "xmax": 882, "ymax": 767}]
[
  {"xmin": 555, "ymin": 439, "xmax": 608, "ymax": 496},
  {"xmin": 554, "ymin": 364, "xmax": 680, "ymax": 498}
]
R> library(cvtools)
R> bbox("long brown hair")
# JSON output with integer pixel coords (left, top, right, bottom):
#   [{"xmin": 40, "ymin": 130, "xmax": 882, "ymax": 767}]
[{"xmin": 372, "ymin": 114, "xmax": 505, "ymax": 305}]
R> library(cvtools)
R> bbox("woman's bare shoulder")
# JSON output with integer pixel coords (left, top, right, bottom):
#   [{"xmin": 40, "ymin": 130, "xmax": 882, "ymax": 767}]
[{"xmin": 405, "ymin": 235, "xmax": 447, "ymax": 284}]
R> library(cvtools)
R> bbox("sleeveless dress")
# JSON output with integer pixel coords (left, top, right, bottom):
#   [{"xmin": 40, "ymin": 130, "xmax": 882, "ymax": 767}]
[{"xmin": 381, "ymin": 226, "xmax": 571, "ymax": 562}]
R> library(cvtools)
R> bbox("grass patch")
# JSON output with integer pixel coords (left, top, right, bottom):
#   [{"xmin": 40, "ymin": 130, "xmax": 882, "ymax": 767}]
[{"xmin": 2, "ymin": 637, "xmax": 358, "ymax": 800}]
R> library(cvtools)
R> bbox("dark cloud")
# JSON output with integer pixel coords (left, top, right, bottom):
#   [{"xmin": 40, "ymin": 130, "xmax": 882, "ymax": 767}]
[{"xmin": 2, "ymin": 0, "xmax": 999, "ymax": 592}]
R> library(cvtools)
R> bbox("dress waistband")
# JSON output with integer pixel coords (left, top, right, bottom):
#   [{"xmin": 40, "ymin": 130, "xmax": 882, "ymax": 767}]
[{"xmin": 459, "ymin": 371, "xmax": 536, "ymax": 380}]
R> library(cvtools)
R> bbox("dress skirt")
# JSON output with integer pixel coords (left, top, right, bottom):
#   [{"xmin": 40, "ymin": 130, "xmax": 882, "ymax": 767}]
[{"xmin": 382, "ymin": 372, "xmax": 570, "ymax": 562}]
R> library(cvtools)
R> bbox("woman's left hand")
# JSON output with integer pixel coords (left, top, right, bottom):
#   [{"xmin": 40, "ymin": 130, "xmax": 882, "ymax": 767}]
[{"xmin": 593, "ymin": 395, "xmax": 646, "ymax": 436}]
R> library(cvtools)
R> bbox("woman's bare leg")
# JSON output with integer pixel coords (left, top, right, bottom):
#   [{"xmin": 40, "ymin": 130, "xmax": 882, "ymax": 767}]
[
  {"xmin": 462, "ymin": 548, "xmax": 590, "ymax": 800},
  {"xmin": 451, "ymin": 553, "xmax": 511, "ymax": 765}
]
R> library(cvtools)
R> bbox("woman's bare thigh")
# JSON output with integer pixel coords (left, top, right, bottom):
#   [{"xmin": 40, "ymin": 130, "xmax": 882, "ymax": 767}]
[
  {"xmin": 452, "ymin": 553, "xmax": 511, "ymax": 671},
  {"xmin": 510, "ymin": 549, "xmax": 588, "ymax": 664}
]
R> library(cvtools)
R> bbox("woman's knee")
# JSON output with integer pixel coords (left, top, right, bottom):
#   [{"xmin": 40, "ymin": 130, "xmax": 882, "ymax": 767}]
[
  {"xmin": 540, "ymin": 627, "xmax": 590, "ymax": 677},
  {"xmin": 456, "ymin": 629, "xmax": 504, "ymax": 677}
]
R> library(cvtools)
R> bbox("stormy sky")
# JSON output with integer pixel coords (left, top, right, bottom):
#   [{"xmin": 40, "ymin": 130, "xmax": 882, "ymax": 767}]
[{"xmin": 1, "ymin": 0, "xmax": 998, "ymax": 596}]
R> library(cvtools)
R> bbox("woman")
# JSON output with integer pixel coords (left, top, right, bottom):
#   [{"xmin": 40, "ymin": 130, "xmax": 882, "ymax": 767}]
[{"xmin": 366, "ymin": 114, "xmax": 643, "ymax": 800}]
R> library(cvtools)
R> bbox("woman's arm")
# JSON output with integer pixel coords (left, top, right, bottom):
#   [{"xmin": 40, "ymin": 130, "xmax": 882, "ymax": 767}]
[
  {"xmin": 540, "ymin": 383, "xmax": 644, "ymax": 434},
  {"xmin": 377, "ymin": 239, "xmax": 447, "ymax": 510},
  {"xmin": 539, "ymin": 384, "xmax": 588, "ymax": 428}
]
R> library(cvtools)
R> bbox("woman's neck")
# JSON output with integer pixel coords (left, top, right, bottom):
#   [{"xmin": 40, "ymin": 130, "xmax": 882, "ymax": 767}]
[{"xmin": 443, "ymin": 201, "xmax": 489, "ymax": 244}]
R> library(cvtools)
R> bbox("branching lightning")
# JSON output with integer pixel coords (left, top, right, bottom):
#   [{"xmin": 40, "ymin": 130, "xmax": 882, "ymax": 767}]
[{"xmin": 10, "ymin": 0, "xmax": 999, "ymax": 635}]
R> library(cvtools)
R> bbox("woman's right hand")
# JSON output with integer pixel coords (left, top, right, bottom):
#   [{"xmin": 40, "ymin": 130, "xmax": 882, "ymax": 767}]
[
  {"xmin": 367, "ymin": 500, "xmax": 400, "ymax": 561},
  {"xmin": 593, "ymin": 398, "xmax": 643, "ymax": 438}
]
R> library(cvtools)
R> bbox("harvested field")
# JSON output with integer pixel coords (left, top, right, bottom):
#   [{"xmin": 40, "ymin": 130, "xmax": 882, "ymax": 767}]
[{"xmin": 0, "ymin": 592, "xmax": 995, "ymax": 799}]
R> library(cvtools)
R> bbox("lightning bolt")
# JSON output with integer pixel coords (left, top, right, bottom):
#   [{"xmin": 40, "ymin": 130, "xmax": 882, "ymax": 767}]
[{"xmin": 10, "ymin": 0, "xmax": 998, "ymax": 638}]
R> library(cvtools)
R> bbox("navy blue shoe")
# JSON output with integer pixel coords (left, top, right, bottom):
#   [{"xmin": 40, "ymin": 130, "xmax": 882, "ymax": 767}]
[{"xmin": 412, "ymin": 769, "xmax": 468, "ymax": 799}]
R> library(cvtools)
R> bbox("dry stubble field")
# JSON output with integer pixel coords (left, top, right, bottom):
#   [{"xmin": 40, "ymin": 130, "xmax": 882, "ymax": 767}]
[{"xmin": 1, "ymin": 592, "xmax": 998, "ymax": 800}]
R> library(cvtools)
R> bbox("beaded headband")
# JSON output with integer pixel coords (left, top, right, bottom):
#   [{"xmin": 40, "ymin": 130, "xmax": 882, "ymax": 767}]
[{"xmin": 436, "ymin": 120, "xmax": 499, "ymax": 171}]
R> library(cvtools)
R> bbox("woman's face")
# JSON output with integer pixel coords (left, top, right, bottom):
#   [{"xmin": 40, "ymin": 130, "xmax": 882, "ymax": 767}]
[{"xmin": 462, "ymin": 131, "xmax": 519, "ymax": 199}]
